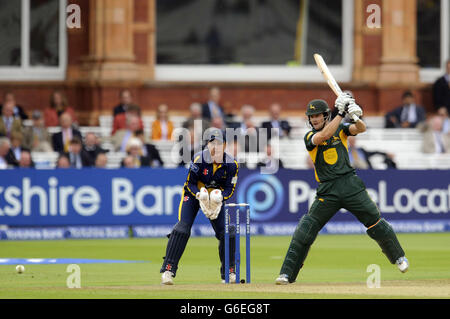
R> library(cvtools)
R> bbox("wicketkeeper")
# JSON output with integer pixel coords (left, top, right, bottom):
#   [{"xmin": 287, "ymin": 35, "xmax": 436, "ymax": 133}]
[
  {"xmin": 276, "ymin": 94, "xmax": 409, "ymax": 285},
  {"xmin": 161, "ymin": 128, "xmax": 239, "ymax": 285}
]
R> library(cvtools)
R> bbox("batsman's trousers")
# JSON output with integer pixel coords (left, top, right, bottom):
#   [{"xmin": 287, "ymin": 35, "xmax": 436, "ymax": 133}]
[{"xmin": 309, "ymin": 172, "xmax": 380, "ymax": 228}]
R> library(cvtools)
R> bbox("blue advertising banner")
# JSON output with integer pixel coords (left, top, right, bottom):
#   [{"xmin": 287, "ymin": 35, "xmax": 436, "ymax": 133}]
[{"xmin": 0, "ymin": 169, "xmax": 449, "ymax": 238}]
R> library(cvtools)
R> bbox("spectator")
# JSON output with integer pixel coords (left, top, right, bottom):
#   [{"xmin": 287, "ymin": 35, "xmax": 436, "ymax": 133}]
[
  {"xmin": 202, "ymin": 86, "xmax": 225, "ymax": 121},
  {"xmin": 83, "ymin": 132, "xmax": 108, "ymax": 165},
  {"xmin": 257, "ymin": 142, "xmax": 284, "ymax": 170},
  {"xmin": 95, "ymin": 152, "xmax": 108, "ymax": 168},
  {"xmin": 437, "ymin": 106, "xmax": 450, "ymax": 134},
  {"xmin": 232, "ymin": 104, "xmax": 259, "ymax": 152},
  {"xmin": 65, "ymin": 137, "xmax": 92, "ymax": 168},
  {"xmin": 182, "ymin": 102, "xmax": 210, "ymax": 131},
  {"xmin": 55, "ymin": 153, "xmax": 71, "ymax": 168},
  {"xmin": 261, "ymin": 103, "xmax": 292, "ymax": 139},
  {"xmin": 121, "ymin": 155, "xmax": 136, "ymax": 168},
  {"xmin": 0, "ymin": 138, "xmax": 18, "ymax": 169},
  {"xmin": 227, "ymin": 137, "xmax": 246, "ymax": 169},
  {"xmin": 10, "ymin": 131, "xmax": 25, "ymax": 162},
  {"xmin": 52, "ymin": 112, "xmax": 82, "ymax": 153},
  {"xmin": 348, "ymin": 136, "xmax": 397, "ymax": 169},
  {"xmin": 151, "ymin": 104, "xmax": 174, "ymax": 141},
  {"xmin": 23, "ymin": 110, "xmax": 53, "ymax": 152},
  {"xmin": 432, "ymin": 59, "xmax": 450, "ymax": 115},
  {"xmin": 210, "ymin": 116, "xmax": 226, "ymax": 131},
  {"xmin": 422, "ymin": 115, "xmax": 450, "ymax": 154},
  {"xmin": 112, "ymin": 104, "xmax": 144, "ymax": 135},
  {"xmin": 113, "ymin": 89, "xmax": 134, "ymax": 117},
  {"xmin": 122, "ymin": 137, "xmax": 150, "ymax": 168},
  {"xmin": 111, "ymin": 114, "xmax": 141, "ymax": 152},
  {"xmin": 178, "ymin": 127, "xmax": 202, "ymax": 167},
  {"xmin": 385, "ymin": 90, "xmax": 426, "ymax": 128},
  {"xmin": 44, "ymin": 90, "xmax": 77, "ymax": 127},
  {"xmin": 0, "ymin": 91, "xmax": 28, "ymax": 120},
  {"xmin": 135, "ymin": 129, "xmax": 164, "ymax": 167},
  {"xmin": 0, "ymin": 99, "xmax": 23, "ymax": 138},
  {"xmin": 18, "ymin": 149, "xmax": 34, "ymax": 168}
]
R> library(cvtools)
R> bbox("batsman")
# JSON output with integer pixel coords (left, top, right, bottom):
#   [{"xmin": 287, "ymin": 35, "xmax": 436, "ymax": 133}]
[
  {"xmin": 160, "ymin": 128, "xmax": 239, "ymax": 285},
  {"xmin": 275, "ymin": 94, "xmax": 409, "ymax": 285}
]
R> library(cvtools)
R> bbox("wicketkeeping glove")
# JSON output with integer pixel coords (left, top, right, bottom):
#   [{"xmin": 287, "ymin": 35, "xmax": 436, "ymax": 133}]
[
  {"xmin": 335, "ymin": 92, "xmax": 354, "ymax": 117},
  {"xmin": 208, "ymin": 189, "xmax": 223, "ymax": 221},
  {"xmin": 196, "ymin": 187, "xmax": 212, "ymax": 219}
]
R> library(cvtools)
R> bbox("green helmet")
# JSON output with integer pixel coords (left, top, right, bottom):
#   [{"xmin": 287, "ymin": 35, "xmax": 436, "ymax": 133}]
[{"xmin": 305, "ymin": 99, "xmax": 330, "ymax": 116}]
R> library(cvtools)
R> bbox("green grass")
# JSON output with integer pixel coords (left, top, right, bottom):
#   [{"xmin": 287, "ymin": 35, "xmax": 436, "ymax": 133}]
[{"xmin": 0, "ymin": 233, "xmax": 449, "ymax": 298}]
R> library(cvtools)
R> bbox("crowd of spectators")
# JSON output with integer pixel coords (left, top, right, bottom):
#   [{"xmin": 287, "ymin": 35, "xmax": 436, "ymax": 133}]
[{"xmin": 0, "ymin": 59, "xmax": 449, "ymax": 170}]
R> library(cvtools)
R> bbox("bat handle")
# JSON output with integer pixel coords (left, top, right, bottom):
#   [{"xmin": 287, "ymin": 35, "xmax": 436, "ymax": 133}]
[{"xmin": 351, "ymin": 114, "xmax": 359, "ymax": 122}]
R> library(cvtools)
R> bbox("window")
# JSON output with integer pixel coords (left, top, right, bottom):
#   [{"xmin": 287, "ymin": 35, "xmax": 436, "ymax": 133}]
[
  {"xmin": 418, "ymin": 0, "xmax": 450, "ymax": 82},
  {"xmin": 155, "ymin": 0, "xmax": 353, "ymax": 82},
  {"xmin": 417, "ymin": 0, "xmax": 440, "ymax": 68},
  {"xmin": 0, "ymin": 0, "xmax": 67, "ymax": 81}
]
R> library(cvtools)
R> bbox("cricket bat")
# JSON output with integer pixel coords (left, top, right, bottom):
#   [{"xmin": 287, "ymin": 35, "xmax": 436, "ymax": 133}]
[{"xmin": 313, "ymin": 53, "xmax": 359, "ymax": 122}]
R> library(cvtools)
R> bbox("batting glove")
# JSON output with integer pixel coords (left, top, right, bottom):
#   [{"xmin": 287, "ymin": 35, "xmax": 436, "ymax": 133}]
[
  {"xmin": 348, "ymin": 102, "xmax": 363, "ymax": 120},
  {"xmin": 335, "ymin": 92, "xmax": 354, "ymax": 117}
]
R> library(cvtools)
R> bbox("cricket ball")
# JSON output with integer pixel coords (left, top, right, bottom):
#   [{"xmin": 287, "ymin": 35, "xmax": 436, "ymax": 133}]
[{"xmin": 16, "ymin": 265, "xmax": 25, "ymax": 274}]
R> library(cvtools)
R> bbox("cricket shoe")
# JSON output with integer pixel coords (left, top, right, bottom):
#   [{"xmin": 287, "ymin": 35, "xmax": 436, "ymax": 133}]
[
  {"xmin": 161, "ymin": 271, "xmax": 175, "ymax": 285},
  {"xmin": 275, "ymin": 274, "xmax": 289, "ymax": 285},
  {"xmin": 396, "ymin": 256, "xmax": 409, "ymax": 273},
  {"xmin": 221, "ymin": 273, "xmax": 237, "ymax": 284}
]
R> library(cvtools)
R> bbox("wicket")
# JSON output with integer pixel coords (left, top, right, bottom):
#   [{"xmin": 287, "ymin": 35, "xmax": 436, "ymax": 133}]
[{"xmin": 224, "ymin": 203, "xmax": 251, "ymax": 284}]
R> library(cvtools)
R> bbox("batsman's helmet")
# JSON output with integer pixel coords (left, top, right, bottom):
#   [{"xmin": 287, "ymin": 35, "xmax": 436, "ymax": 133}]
[
  {"xmin": 306, "ymin": 99, "xmax": 331, "ymax": 130},
  {"xmin": 305, "ymin": 99, "xmax": 330, "ymax": 116}
]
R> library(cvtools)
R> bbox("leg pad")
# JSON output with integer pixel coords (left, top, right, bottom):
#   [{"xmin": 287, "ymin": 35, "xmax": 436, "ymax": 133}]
[{"xmin": 366, "ymin": 218, "xmax": 405, "ymax": 264}]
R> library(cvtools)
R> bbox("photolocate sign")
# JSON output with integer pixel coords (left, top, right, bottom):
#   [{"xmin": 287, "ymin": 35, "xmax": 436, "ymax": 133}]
[{"xmin": 0, "ymin": 169, "xmax": 448, "ymax": 227}]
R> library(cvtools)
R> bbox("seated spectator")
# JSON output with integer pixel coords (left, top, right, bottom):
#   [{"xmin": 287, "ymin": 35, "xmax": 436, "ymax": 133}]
[
  {"xmin": 178, "ymin": 127, "xmax": 202, "ymax": 167},
  {"xmin": 112, "ymin": 114, "xmax": 141, "ymax": 152},
  {"xmin": 135, "ymin": 129, "xmax": 164, "ymax": 167},
  {"xmin": 202, "ymin": 86, "xmax": 225, "ymax": 121},
  {"xmin": 18, "ymin": 149, "xmax": 35, "ymax": 168},
  {"xmin": 113, "ymin": 89, "xmax": 134, "ymax": 117},
  {"xmin": 55, "ymin": 153, "xmax": 71, "ymax": 168},
  {"xmin": 348, "ymin": 136, "xmax": 397, "ymax": 169},
  {"xmin": 0, "ymin": 91, "xmax": 28, "ymax": 120},
  {"xmin": 227, "ymin": 137, "xmax": 247, "ymax": 169},
  {"xmin": 10, "ymin": 131, "xmax": 25, "ymax": 162},
  {"xmin": 0, "ymin": 99, "xmax": 22, "ymax": 138},
  {"xmin": 23, "ymin": 110, "xmax": 53, "ymax": 152},
  {"xmin": 65, "ymin": 137, "xmax": 93, "ymax": 168},
  {"xmin": 437, "ymin": 106, "xmax": 450, "ymax": 134},
  {"xmin": 182, "ymin": 102, "xmax": 210, "ymax": 132},
  {"xmin": 261, "ymin": 103, "xmax": 292, "ymax": 140},
  {"xmin": 432, "ymin": 59, "xmax": 450, "ymax": 115},
  {"xmin": 122, "ymin": 137, "xmax": 150, "ymax": 168},
  {"xmin": 83, "ymin": 132, "xmax": 108, "ymax": 165},
  {"xmin": 121, "ymin": 155, "xmax": 136, "ymax": 168},
  {"xmin": 422, "ymin": 115, "xmax": 450, "ymax": 154},
  {"xmin": 151, "ymin": 104, "xmax": 174, "ymax": 141},
  {"xmin": 210, "ymin": 116, "xmax": 226, "ymax": 131},
  {"xmin": 0, "ymin": 138, "xmax": 18, "ymax": 169},
  {"xmin": 385, "ymin": 90, "xmax": 426, "ymax": 128},
  {"xmin": 112, "ymin": 104, "xmax": 144, "ymax": 135},
  {"xmin": 257, "ymin": 142, "xmax": 284, "ymax": 170},
  {"xmin": 44, "ymin": 90, "xmax": 78, "ymax": 127},
  {"xmin": 95, "ymin": 152, "xmax": 108, "ymax": 168},
  {"xmin": 231, "ymin": 105, "xmax": 259, "ymax": 152},
  {"xmin": 52, "ymin": 112, "xmax": 82, "ymax": 153}
]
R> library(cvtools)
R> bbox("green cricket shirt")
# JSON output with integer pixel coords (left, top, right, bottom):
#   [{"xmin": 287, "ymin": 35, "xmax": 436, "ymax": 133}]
[{"xmin": 304, "ymin": 123, "xmax": 355, "ymax": 183}]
